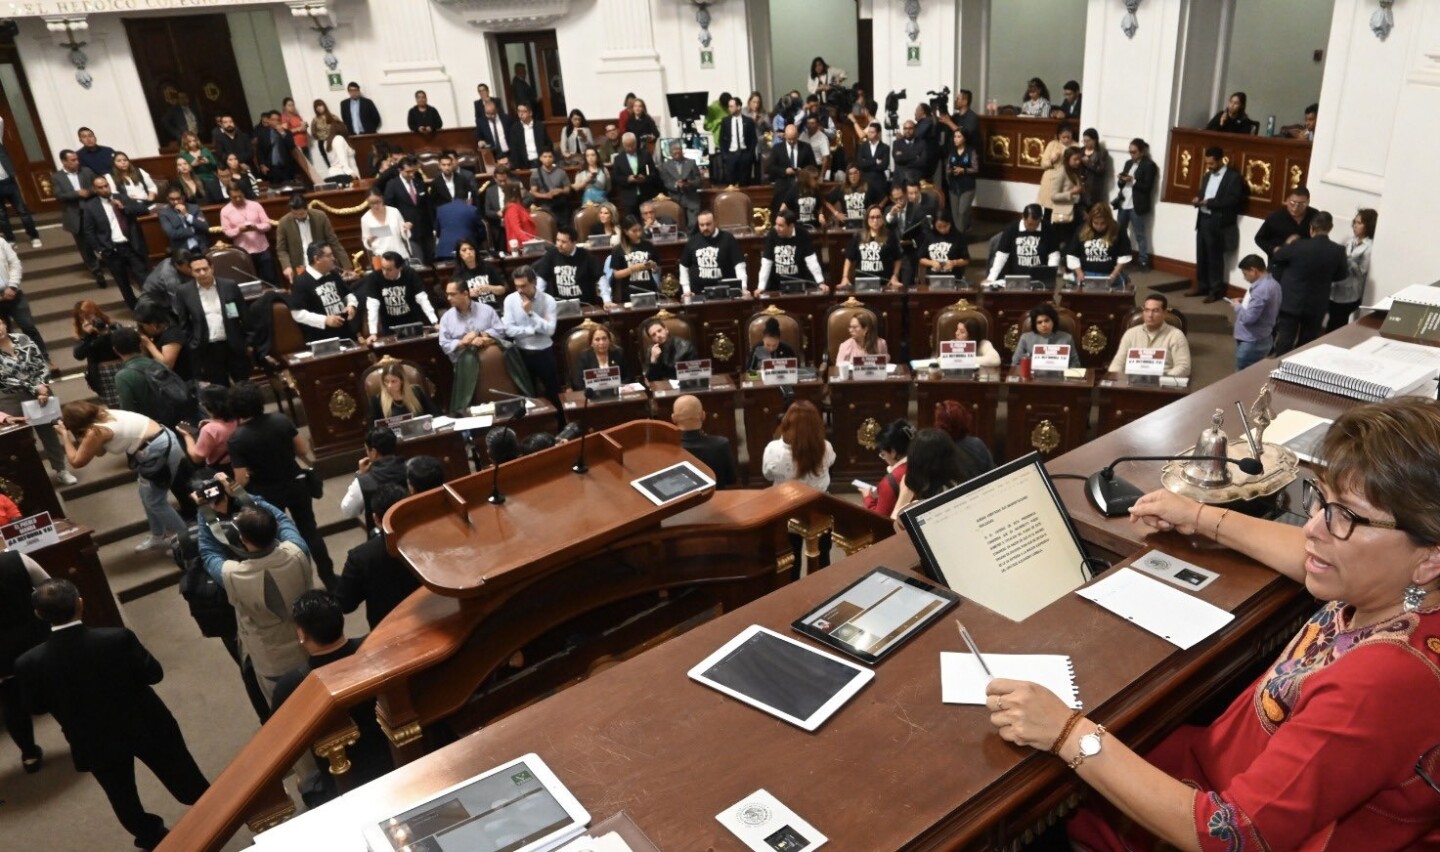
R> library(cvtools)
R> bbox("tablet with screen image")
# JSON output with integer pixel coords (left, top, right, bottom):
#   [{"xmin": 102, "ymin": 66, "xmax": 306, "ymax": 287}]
[
  {"xmin": 792, "ymin": 567, "xmax": 959, "ymax": 664},
  {"xmin": 897, "ymin": 452, "xmax": 1093, "ymax": 622}
]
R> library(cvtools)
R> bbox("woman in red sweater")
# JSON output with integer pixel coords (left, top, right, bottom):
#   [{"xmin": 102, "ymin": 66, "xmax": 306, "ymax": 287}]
[{"xmin": 501, "ymin": 180, "xmax": 537, "ymax": 250}]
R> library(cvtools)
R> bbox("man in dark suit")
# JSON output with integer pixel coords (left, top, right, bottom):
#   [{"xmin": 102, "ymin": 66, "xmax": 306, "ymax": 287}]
[
  {"xmin": 176, "ymin": 253, "xmax": 250, "ymax": 385},
  {"xmin": 335, "ymin": 483, "xmax": 420, "ymax": 629},
  {"xmin": 660, "ymin": 140, "xmax": 704, "ymax": 224},
  {"xmin": 475, "ymin": 99, "xmax": 514, "ymax": 164},
  {"xmin": 1191, "ymin": 145, "xmax": 1245, "ymax": 302},
  {"xmin": 888, "ymin": 180, "xmax": 938, "ymax": 286},
  {"xmin": 253, "ymin": 110, "xmax": 296, "ymax": 184},
  {"xmin": 0, "ymin": 121, "xmax": 41, "ymax": 248},
  {"xmin": 1270, "ymin": 211, "xmax": 1349, "ymax": 355},
  {"xmin": 81, "ymin": 175, "xmax": 148, "ymax": 308},
  {"xmin": 160, "ymin": 91, "xmax": 201, "ymax": 147},
  {"xmin": 429, "ymin": 150, "xmax": 476, "ymax": 207},
  {"xmin": 672, "ymin": 394, "xmax": 738, "ymax": 488},
  {"xmin": 479, "ymin": 165, "xmax": 510, "ymax": 253},
  {"xmin": 16, "ymin": 579, "xmax": 209, "ymax": 850},
  {"xmin": 340, "ymin": 82, "xmax": 382, "ymax": 135},
  {"xmin": 472, "ymin": 83, "xmax": 505, "ymax": 125},
  {"xmin": 511, "ymin": 62, "xmax": 539, "ymax": 116},
  {"xmin": 274, "ymin": 192, "xmax": 351, "ymax": 283},
  {"xmin": 853, "ymin": 121, "xmax": 891, "ymax": 198},
  {"xmin": 891, "ymin": 119, "xmax": 928, "ymax": 185},
  {"xmin": 766, "ymin": 124, "xmax": 816, "ymax": 211},
  {"xmin": 717, "ymin": 96, "xmax": 758, "ymax": 186},
  {"xmin": 52, "ymin": 149, "xmax": 104, "ymax": 288},
  {"xmin": 505, "ymin": 103, "xmax": 552, "ymax": 169},
  {"xmin": 611, "ymin": 132, "xmax": 658, "ymax": 218},
  {"xmin": 383, "ymin": 156, "xmax": 434, "ymax": 263}
]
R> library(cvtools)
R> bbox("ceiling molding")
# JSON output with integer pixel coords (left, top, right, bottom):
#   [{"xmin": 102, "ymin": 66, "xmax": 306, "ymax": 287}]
[{"xmin": 432, "ymin": 0, "xmax": 574, "ymax": 31}]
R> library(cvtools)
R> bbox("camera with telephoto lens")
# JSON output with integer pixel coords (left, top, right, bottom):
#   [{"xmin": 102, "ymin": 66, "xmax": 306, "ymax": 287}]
[
  {"xmin": 824, "ymin": 82, "xmax": 857, "ymax": 116},
  {"xmin": 927, "ymin": 87, "xmax": 951, "ymax": 116}
]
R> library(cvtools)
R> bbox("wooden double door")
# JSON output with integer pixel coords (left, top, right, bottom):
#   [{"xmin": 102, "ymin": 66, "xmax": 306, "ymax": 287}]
[{"xmin": 123, "ymin": 14, "xmax": 252, "ymax": 148}]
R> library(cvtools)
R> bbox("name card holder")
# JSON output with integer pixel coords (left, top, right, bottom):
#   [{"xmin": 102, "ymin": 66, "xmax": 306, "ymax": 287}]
[
  {"xmin": 1031, "ymin": 344, "xmax": 1071, "ymax": 377},
  {"xmin": 583, "ymin": 366, "xmax": 622, "ymax": 399},
  {"xmin": 851, "ymin": 354, "xmax": 889, "ymax": 382},
  {"xmin": 939, "ymin": 340, "xmax": 978, "ymax": 377},
  {"xmin": 676, "ymin": 359, "xmax": 712, "ymax": 390},
  {"xmin": 761, "ymin": 358, "xmax": 799, "ymax": 386},
  {"xmin": 1124, "ymin": 347, "xmax": 1166, "ymax": 384}
]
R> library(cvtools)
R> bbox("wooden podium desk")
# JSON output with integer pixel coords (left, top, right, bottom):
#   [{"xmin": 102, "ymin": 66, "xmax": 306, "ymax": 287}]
[
  {"xmin": 0, "ymin": 422, "xmax": 65, "ymax": 520},
  {"xmin": 285, "ymin": 334, "xmax": 455, "ymax": 459},
  {"xmin": 649, "ymin": 374, "xmax": 738, "ymax": 453},
  {"xmin": 829, "ymin": 365, "xmax": 912, "ymax": 483},
  {"xmin": 560, "ymin": 386, "xmax": 653, "ymax": 434},
  {"xmin": 263, "ymin": 516, "xmax": 1311, "ymax": 851},
  {"xmin": 1003, "ymin": 369, "xmax": 1094, "ymax": 462},
  {"xmin": 395, "ymin": 429, "xmax": 472, "ymax": 483},
  {"xmin": 912, "ymin": 366, "xmax": 1004, "ymax": 450},
  {"xmin": 5, "ymin": 520, "xmax": 123, "ymax": 629},
  {"xmin": 1095, "ymin": 373, "xmax": 1191, "ymax": 436},
  {"xmin": 979, "ymin": 284, "xmax": 1135, "ymax": 369},
  {"xmin": 737, "ymin": 375, "xmax": 827, "ymax": 485}
]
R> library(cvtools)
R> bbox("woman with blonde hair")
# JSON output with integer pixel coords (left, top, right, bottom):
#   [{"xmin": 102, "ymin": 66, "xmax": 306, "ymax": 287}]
[
  {"xmin": 1039, "ymin": 146, "xmax": 1084, "ymax": 246},
  {"xmin": 1065, "ymin": 202, "xmax": 1133, "ymax": 288},
  {"xmin": 369, "ymin": 362, "xmax": 440, "ymax": 423},
  {"xmin": 172, "ymin": 156, "xmax": 222, "ymax": 205},
  {"xmin": 178, "ymin": 131, "xmax": 219, "ymax": 178},
  {"xmin": 586, "ymin": 201, "xmax": 622, "ymax": 246}
]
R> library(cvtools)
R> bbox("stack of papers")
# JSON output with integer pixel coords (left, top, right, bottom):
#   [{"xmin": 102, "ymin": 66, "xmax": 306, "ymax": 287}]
[{"xmin": 1270, "ymin": 340, "xmax": 1439, "ymax": 401}]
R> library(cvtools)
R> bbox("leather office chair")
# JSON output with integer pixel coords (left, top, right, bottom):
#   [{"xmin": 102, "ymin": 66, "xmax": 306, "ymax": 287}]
[
  {"xmin": 745, "ymin": 305, "xmax": 805, "ymax": 366},
  {"xmin": 469, "ymin": 341, "xmax": 523, "ymax": 408},
  {"xmin": 359, "ymin": 357, "xmax": 437, "ymax": 412},
  {"xmin": 530, "ymin": 208, "xmax": 557, "ymax": 243},
  {"xmin": 267, "ymin": 300, "xmax": 307, "ymax": 421},
  {"xmin": 1123, "ymin": 305, "xmax": 1188, "ymax": 334},
  {"xmin": 635, "ymin": 309, "xmax": 696, "ymax": 376},
  {"xmin": 824, "ymin": 298, "xmax": 881, "ymax": 367},
  {"xmin": 650, "ymin": 197, "xmax": 685, "ymax": 232},
  {"xmin": 418, "ymin": 160, "xmax": 442, "ymax": 182},
  {"xmin": 572, "ymin": 203, "xmax": 602, "ymax": 238},
  {"xmin": 932, "ymin": 299, "xmax": 995, "ymax": 354},
  {"xmin": 564, "ymin": 319, "xmax": 617, "ymax": 389},
  {"xmin": 207, "ymin": 245, "xmax": 257, "ymax": 282},
  {"xmin": 711, "ymin": 190, "xmax": 753, "ymax": 232}
]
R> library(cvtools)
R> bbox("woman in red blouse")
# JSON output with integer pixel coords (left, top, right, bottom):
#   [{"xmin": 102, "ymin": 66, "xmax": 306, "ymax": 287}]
[
  {"xmin": 986, "ymin": 397, "xmax": 1440, "ymax": 850},
  {"xmin": 501, "ymin": 180, "xmax": 536, "ymax": 250},
  {"xmin": 859, "ymin": 419, "xmax": 913, "ymax": 518}
]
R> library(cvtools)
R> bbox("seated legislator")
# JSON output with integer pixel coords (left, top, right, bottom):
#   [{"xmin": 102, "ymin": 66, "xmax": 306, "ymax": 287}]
[
  {"xmin": 747, "ymin": 316, "xmax": 799, "ymax": 372},
  {"xmin": 337, "ymin": 426, "xmax": 408, "ymax": 532},
  {"xmin": 672, "ymin": 393, "xmax": 738, "ymax": 488},
  {"xmin": 858, "ymin": 418, "xmax": 913, "ymax": 517},
  {"xmin": 534, "ymin": 226, "xmax": 603, "ymax": 305},
  {"xmin": 840, "ymin": 206, "xmax": 902, "ymax": 290},
  {"xmin": 1011, "ymin": 302, "xmax": 1080, "ymax": 367},
  {"xmin": 836, "ymin": 312, "xmax": 888, "ymax": 363},
  {"xmin": 361, "ymin": 252, "xmax": 439, "ymax": 343},
  {"xmin": 641, "ymin": 317, "xmax": 699, "ymax": 382},
  {"xmin": 1066, "ymin": 203, "xmax": 1134, "ymax": 288},
  {"xmin": 570, "ymin": 324, "xmax": 630, "ymax": 390},
  {"xmin": 439, "ymin": 278, "xmax": 506, "ymax": 414},
  {"xmin": 989, "ymin": 398, "xmax": 1440, "ymax": 851},
  {"xmin": 1205, "ymin": 91, "xmax": 1259, "ymax": 135},
  {"xmin": 502, "ymin": 266, "xmax": 566, "ymax": 426},
  {"xmin": 450, "ymin": 240, "xmax": 509, "ymax": 311},
  {"xmin": 1108, "ymin": 294, "xmax": 1190, "ymax": 377},
  {"xmin": 755, "ymin": 210, "xmax": 828, "ymax": 296},
  {"xmin": 500, "ymin": 180, "xmax": 536, "ymax": 249},
  {"xmin": 606, "ymin": 217, "xmax": 659, "ymax": 305},
  {"xmin": 986, "ymin": 203, "xmax": 1061, "ymax": 281},
  {"xmin": 369, "ymin": 362, "xmax": 441, "ymax": 424},
  {"xmin": 952, "ymin": 317, "xmax": 1002, "ymax": 367},
  {"xmin": 918, "ymin": 215, "xmax": 971, "ymax": 278},
  {"xmin": 825, "ymin": 164, "xmax": 882, "ymax": 227},
  {"xmin": 933, "ymin": 398, "xmax": 995, "ymax": 480},
  {"xmin": 290, "ymin": 242, "xmax": 361, "ymax": 343},
  {"xmin": 679, "ymin": 211, "xmax": 748, "ymax": 297}
]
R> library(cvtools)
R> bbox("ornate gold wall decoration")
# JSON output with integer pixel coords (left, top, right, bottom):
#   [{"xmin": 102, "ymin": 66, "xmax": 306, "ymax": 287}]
[
  {"xmin": 988, "ymin": 134, "xmax": 1011, "ymax": 163},
  {"xmin": 1004, "ymin": 324, "xmax": 1021, "ymax": 352},
  {"xmin": 659, "ymin": 274, "xmax": 681, "ymax": 298},
  {"xmin": 1019, "ymin": 136, "xmax": 1044, "ymax": 166},
  {"xmin": 751, "ymin": 208, "xmax": 772, "ymax": 233},
  {"xmin": 1179, "ymin": 149, "xmax": 1191, "ymax": 182},
  {"xmin": 328, "ymin": 389, "xmax": 358, "ymax": 421},
  {"xmin": 1244, "ymin": 159, "xmax": 1272, "ymax": 196},
  {"xmin": 711, "ymin": 332, "xmax": 735, "ymax": 361},
  {"xmin": 1082, "ymin": 324, "xmax": 1108, "ymax": 354},
  {"xmin": 1031, "ymin": 419, "xmax": 1061, "ymax": 454},
  {"xmin": 377, "ymin": 714, "xmax": 423, "ymax": 747},
  {"xmin": 1288, "ymin": 164, "xmax": 1303, "ymax": 190},
  {"xmin": 857, "ymin": 417, "xmax": 881, "ymax": 450},
  {"xmin": 952, "ymin": 297, "xmax": 975, "ymax": 311}
]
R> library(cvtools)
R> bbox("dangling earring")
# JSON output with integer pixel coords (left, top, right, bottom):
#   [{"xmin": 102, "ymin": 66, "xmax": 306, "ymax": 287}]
[{"xmin": 1402, "ymin": 585, "xmax": 1427, "ymax": 613}]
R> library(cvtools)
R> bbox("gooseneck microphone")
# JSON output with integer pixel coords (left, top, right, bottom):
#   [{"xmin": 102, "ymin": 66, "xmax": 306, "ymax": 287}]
[
  {"xmin": 1086, "ymin": 454, "xmax": 1264, "ymax": 517},
  {"xmin": 571, "ymin": 387, "xmax": 594, "ymax": 474}
]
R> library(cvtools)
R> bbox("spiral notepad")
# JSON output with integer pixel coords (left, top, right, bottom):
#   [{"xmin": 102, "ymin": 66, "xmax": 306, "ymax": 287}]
[{"xmin": 940, "ymin": 652, "xmax": 1081, "ymax": 710}]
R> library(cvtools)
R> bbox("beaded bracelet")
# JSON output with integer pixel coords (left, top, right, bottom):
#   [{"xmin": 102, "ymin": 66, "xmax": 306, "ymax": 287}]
[{"xmin": 1050, "ymin": 709, "xmax": 1085, "ymax": 755}]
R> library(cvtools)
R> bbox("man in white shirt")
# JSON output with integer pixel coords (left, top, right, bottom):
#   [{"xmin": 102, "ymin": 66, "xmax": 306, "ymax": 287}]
[
  {"xmin": 501, "ymin": 266, "xmax": 565, "ymax": 427},
  {"xmin": 799, "ymin": 115, "xmax": 832, "ymax": 179},
  {"xmin": 509, "ymin": 103, "xmax": 550, "ymax": 169}
]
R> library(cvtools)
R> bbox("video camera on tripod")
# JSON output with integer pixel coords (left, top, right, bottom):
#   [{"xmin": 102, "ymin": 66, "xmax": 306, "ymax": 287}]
[
  {"xmin": 926, "ymin": 86, "xmax": 951, "ymax": 116},
  {"xmin": 883, "ymin": 89, "xmax": 906, "ymax": 132}
]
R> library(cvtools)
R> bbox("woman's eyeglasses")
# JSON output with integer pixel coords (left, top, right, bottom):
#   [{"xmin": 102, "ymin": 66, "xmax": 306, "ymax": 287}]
[{"xmin": 1301, "ymin": 479, "xmax": 1403, "ymax": 541}]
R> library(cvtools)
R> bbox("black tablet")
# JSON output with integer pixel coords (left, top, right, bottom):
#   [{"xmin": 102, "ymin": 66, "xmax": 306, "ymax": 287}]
[{"xmin": 792, "ymin": 567, "xmax": 959, "ymax": 664}]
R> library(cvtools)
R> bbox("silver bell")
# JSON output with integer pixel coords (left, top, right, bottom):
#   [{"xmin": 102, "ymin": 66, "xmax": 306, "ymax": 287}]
[{"xmin": 1183, "ymin": 409, "xmax": 1232, "ymax": 487}]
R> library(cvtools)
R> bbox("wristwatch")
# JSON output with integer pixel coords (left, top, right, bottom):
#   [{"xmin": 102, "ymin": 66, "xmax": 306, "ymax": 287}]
[{"xmin": 1067, "ymin": 724, "xmax": 1106, "ymax": 769}]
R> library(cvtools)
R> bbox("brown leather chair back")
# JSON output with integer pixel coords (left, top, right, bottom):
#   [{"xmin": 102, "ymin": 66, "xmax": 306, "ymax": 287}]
[
  {"xmin": 530, "ymin": 208, "xmax": 557, "ymax": 243},
  {"xmin": 572, "ymin": 203, "xmax": 602, "ymax": 238},
  {"xmin": 711, "ymin": 190, "xmax": 753, "ymax": 232},
  {"xmin": 208, "ymin": 246, "xmax": 257, "ymax": 282},
  {"xmin": 269, "ymin": 299, "xmax": 306, "ymax": 360},
  {"xmin": 418, "ymin": 160, "xmax": 442, "ymax": 182},
  {"xmin": 825, "ymin": 298, "xmax": 880, "ymax": 366},
  {"xmin": 919, "ymin": 181, "xmax": 943, "ymax": 212},
  {"xmin": 360, "ymin": 357, "xmax": 436, "ymax": 402},
  {"xmin": 1055, "ymin": 305, "xmax": 1080, "ymax": 340},
  {"xmin": 635, "ymin": 310, "xmax": 695, "ymax": 373},
  {"xmin": 745, "ymin": 306, "xmax": 805, "ymax": 364},
  {"xmin": 472, "ymin": 340, "xmax": 521, "ymax": 407},
  {"xmin": 932, "ymin": 299, "xmax": 995, "ymax": 354},
  {"xmin": 650, "ymin": 197, "xmax": 685, "ymax": 231},
  {"xmin": 1123, "ymin": 305, "xmax": 1188, "ymax": 334}
]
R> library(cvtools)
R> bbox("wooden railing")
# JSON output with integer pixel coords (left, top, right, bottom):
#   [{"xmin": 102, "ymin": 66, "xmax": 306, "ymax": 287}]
[
  {"xmin": 157, "ymin": 442, "xmax": 895, "ymax": 851},
  {"xmin": 1161, "ymin": 127, "xmax": 1312, "ymax": 215},
  {"xmin": 978, "ymin": 115, "xmax": 1068, "ymax": 185}
]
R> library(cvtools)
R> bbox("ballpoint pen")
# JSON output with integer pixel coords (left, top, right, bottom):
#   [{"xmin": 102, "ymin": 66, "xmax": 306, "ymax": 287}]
[{"xmin": 955, "ymin": 619, "xmax": 993, "ymax": 678}]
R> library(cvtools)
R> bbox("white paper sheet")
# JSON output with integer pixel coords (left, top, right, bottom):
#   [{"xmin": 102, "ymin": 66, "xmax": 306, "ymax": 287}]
[
  {"xmin": 1075, "ymin": 568, "xmax": 1234, "ymax": 650},
  {"xmin": 940, "ymin": 652, "xmax": 1081, "ymax": 709}
]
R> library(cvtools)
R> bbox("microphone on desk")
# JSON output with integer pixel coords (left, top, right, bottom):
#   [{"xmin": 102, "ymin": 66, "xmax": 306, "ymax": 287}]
[
  {"xmin": 484, "ymin": 392, "xmax": 529, "ymax": 505},
  {"xmin": 570, "ymin": 387, "xmax": 594, "ymax": 474},
  {"xmin": 1085, "ymin": 455, "xmax": 1264, "ymax": 518}
]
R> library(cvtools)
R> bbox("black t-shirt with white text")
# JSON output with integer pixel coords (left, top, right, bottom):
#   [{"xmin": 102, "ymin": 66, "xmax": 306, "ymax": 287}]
[
  {"xmin": 534, "ymin": 246, "xmax": 602, "ymax": 305},
  {"xmin": 763, "ymin": 229, "xmax": 819, "ymax": 283},
  {"xmin": 996, "ymin": 222, "xmax": 1059, "ymax": 273},
  {"xmin": 828, "ymin": 184, "xmax": 876, "ymax": 224},
  {"xmin": 610, "ymin": 239, "xmax": 659, "ymax": 298},
  {"xmin": 451, "ymin": 260, "xmax": 508, "ymax": 308},
  {"xmin": 845, "ymin": 232, "xmax": 899, "ymax": 277},
  {"xmin": 921, "ymin": 232, "xmax": 971, "ymax": 265},
  {"xmin": 1066, "ymin": 231, "xmax": 1134, "ymax": 277},
  {"xmin": 680, "ymin": 230, "xmax": 744, "ymax": 285},
  {"xmin": 363, "ymin": 267, "xmax": 429, "ymax": 334}
]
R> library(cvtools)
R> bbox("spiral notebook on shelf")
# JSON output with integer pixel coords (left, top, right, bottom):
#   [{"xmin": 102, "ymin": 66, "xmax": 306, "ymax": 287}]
[
  {"xmin": 939, "ymin": 652, "xmax": 1081, "ymax": 709},
  {"xmin": 1270, "ymin": 343, "xmax": 1438, "ymax": 402}
]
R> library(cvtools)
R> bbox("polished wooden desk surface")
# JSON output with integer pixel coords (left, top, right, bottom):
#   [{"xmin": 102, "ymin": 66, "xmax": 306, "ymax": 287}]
[
  {"xmin": 559, "ymin": 386, "xmax": 652, "ymax": 433},
  {"xmin": 1095, "ymin": 372, "xmax": 1192, "ymax": 434},
  {"xmin": 385, "ymin": 421, "xmax": 715, "ymax": 597},
  {"xmin": 259, "ymin": 520, "xmax": 1305, "ymax": 851}
]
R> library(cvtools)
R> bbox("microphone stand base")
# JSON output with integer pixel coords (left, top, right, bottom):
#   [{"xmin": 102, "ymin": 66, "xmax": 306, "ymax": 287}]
[
  {"xmin": 1086, "ymin": 472, "xmax": 1145, "ymax": 517},
  {"xmin": 571, "ymin": 462, "xmax": 588, "ymax": 474},
  {"xmin": 487, "ymin": 491, "xmax": 506, "ymax": 505}
]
